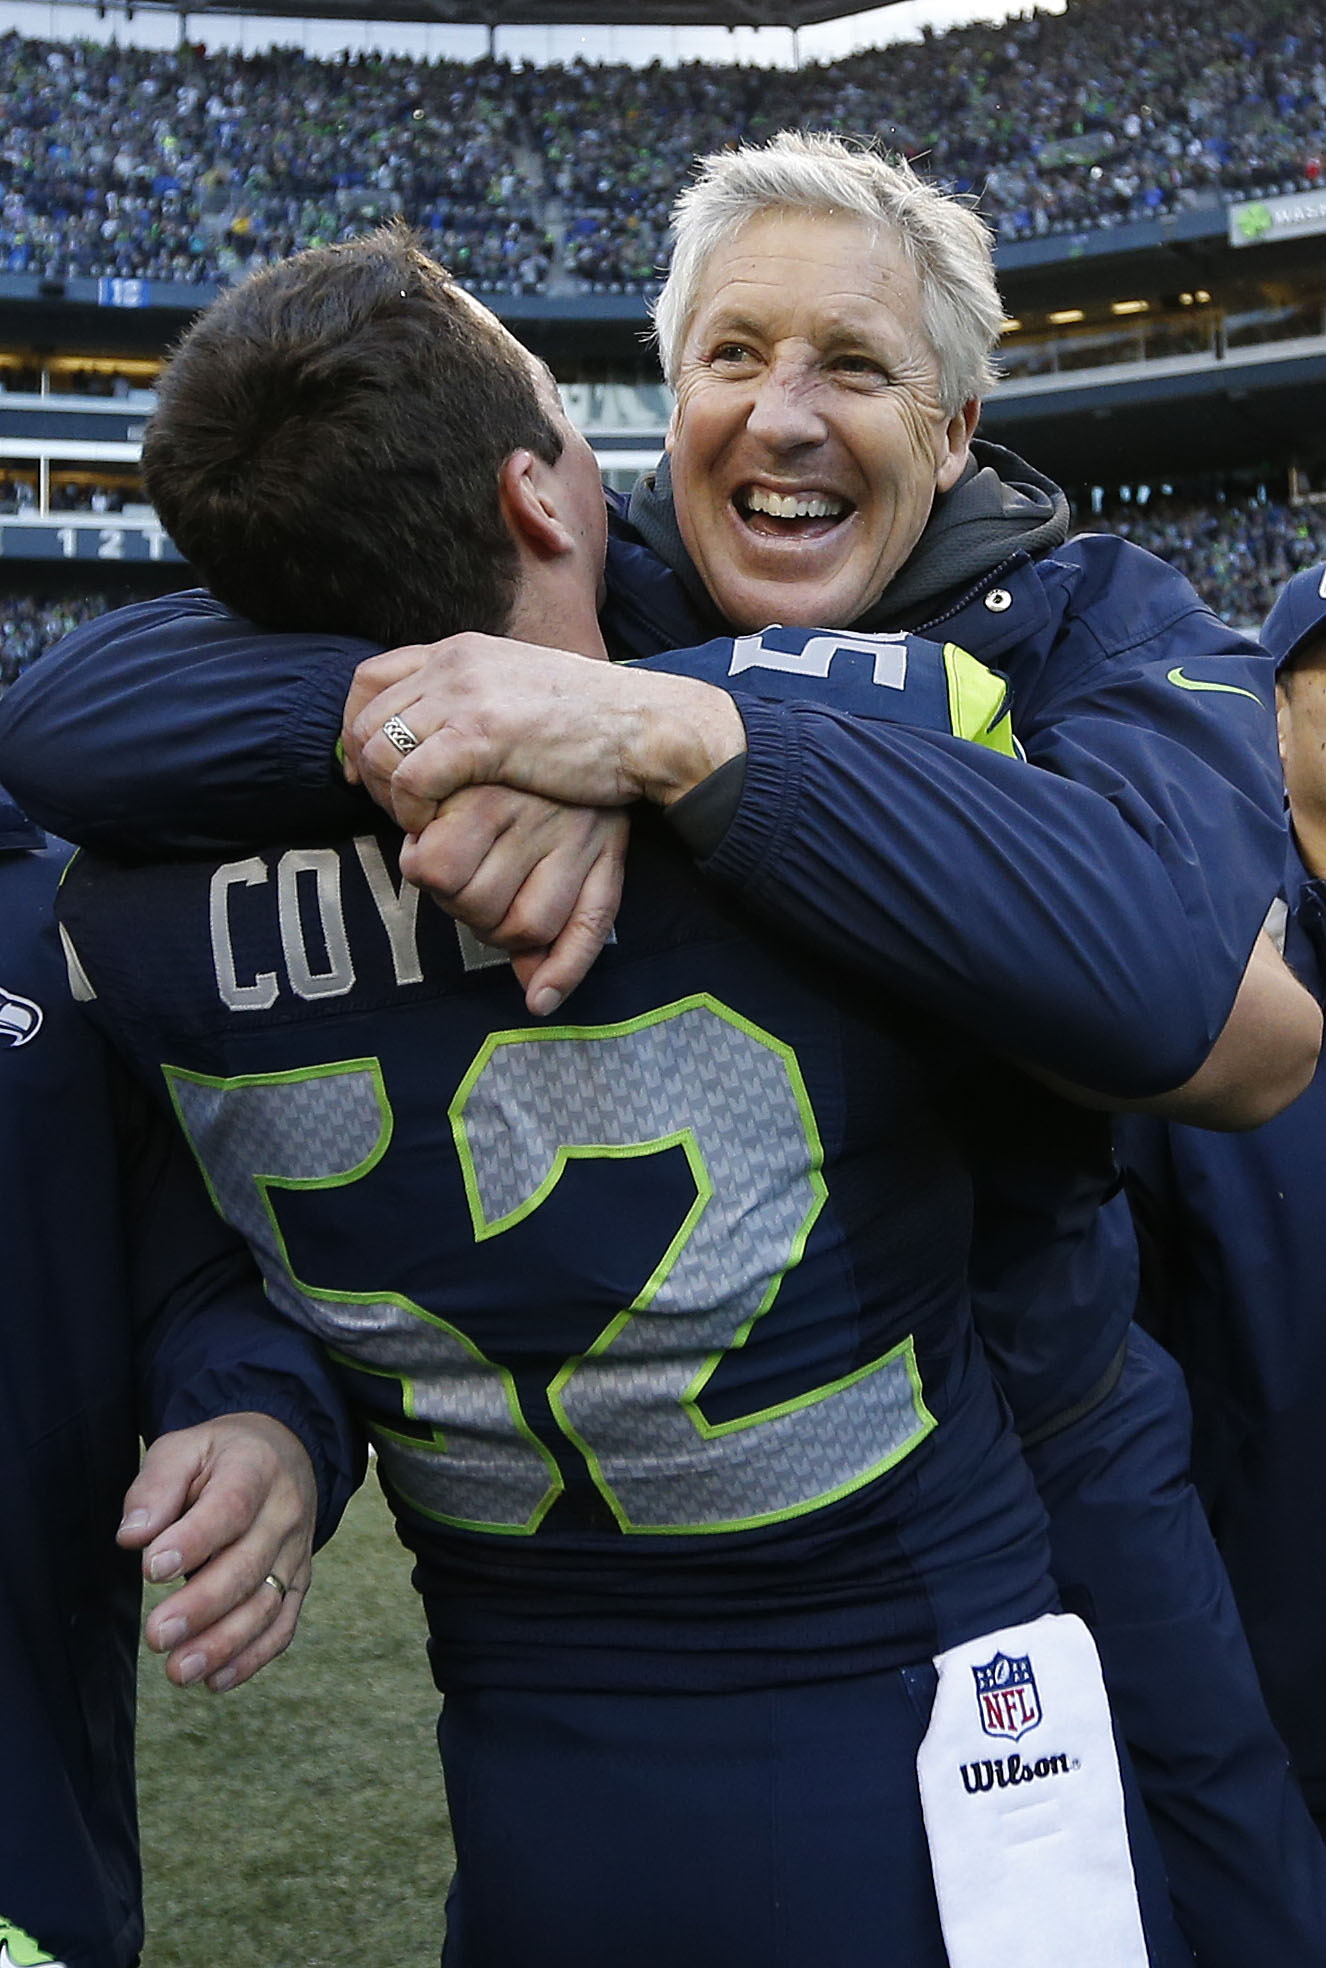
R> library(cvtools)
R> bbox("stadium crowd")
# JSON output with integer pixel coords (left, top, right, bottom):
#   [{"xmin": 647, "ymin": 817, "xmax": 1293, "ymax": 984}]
[
  {"xmin": 0, "ymin": 591, "xmax": 133, "ymax": 683},
  {"xmin": 1099, "ymin": 496, "xmax": 1326, "ymax": 628},
  {"xmin": 0, "ymin": 0, "xmax": 1319, "ymax": 292}
]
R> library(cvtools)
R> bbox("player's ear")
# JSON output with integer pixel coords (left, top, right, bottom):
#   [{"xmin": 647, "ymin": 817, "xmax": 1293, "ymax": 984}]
[
  {"xmin": 1276, "ymin": 679, "xmax": 1292, "ymax": 772},
  {"xmin": 498, "ymin": 449, "xmax": 574, "ymax": 560}
]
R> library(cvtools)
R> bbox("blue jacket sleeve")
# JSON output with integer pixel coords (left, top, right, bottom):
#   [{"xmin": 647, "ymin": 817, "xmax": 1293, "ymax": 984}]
[
  {"xmin": 0, "ymin": 592, "xmax": 370, "ymax": 852},
  {"xmin": 0, "ymin": 547, "xmax": 1286, "ymax": 1097},
  {"xmin": 116, "ymin": 1058, "xmax": 365, "ymax": 1548},
  {"xmin": 653, "ymin": 550, "xmax": 1286, "ymax": 1099},
  {"xmin": 698, "ymin": 702, "xmax": 1259, "ymax": 1097}
]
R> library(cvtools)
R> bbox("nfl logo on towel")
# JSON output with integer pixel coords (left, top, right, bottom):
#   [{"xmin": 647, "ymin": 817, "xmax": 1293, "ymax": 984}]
[{"xmin": 973, "ymin": 1652, "xmax": 1042, "ymax": 1742}]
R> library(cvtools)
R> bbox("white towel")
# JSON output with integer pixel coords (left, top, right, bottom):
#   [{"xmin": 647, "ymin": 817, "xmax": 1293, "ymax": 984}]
[{"xmin": 915, "ymin": 1611, "xmax": 1149, "ymax": 1968}]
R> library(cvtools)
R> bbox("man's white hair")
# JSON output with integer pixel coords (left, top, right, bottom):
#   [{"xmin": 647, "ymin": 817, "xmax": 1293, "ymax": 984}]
[{"xmin": 652, "ymin": 130, "xmax": 1003, "ymax": 415}]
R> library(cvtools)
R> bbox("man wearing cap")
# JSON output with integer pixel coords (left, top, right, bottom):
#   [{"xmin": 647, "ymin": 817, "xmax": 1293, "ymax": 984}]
[{"xmin": 1120, "ymin": 562, "xmax": 1326, "ymax": 1835}]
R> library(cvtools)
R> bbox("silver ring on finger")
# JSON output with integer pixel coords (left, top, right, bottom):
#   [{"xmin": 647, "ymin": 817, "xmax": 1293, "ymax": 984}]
[
  {"xmin": 262, "ymin": 1571, "xmax": 289, "ymax": 1603},
  {"xmin": 382, "ymin": 714, "xmax": 421, "ymax": 756}
]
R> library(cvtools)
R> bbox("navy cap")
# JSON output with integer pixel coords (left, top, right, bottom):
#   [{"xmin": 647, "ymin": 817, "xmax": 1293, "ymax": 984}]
[{"xmin": 1262, "ymin": 563, "xmax": 1326, "ymax": 672}]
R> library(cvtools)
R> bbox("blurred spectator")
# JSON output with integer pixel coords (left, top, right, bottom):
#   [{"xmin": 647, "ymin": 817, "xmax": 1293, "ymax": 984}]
[
  {"xmin": 47, "ymin": 481, "xmax": 131, "ymax": 513},
  {"xmin": 0, "ymin": 477, "xmax": 35, "ymax": 513}
]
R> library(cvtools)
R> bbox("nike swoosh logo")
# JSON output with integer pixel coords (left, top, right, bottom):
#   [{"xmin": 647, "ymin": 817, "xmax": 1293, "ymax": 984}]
[{"xmin": 1166, "ymin": 667, "xmax": 1264, "ymax": 705}]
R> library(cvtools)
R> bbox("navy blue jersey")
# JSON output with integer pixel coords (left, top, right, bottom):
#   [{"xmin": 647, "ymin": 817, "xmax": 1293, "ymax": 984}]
[{"xmin": 59, "ymin": 811, "xmax": 1055, "ymax": 1694}]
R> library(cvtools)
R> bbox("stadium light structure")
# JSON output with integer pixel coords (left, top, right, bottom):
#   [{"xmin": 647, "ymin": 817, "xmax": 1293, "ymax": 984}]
[{"xmin": 153, "ymin": 0, "xmax": 922, "ymax": 32}]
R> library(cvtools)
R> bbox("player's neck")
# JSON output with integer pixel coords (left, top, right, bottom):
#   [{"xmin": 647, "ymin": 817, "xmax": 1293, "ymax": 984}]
[{"xmin": 505, "ymin": 576, "xmax": 609, "ymax": 664}]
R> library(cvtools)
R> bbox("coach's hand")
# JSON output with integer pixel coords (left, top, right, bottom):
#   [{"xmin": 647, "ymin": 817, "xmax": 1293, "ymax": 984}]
[
  {"xmin": 344, "ymin": 633, "xmax": 745, "ymax": 827},
  {"xmin": 118, "ymin": 1411, "xmax": 317, "ymax": 1694},
  {"xmin": 397, "ymin": 787, "xmax": 627, "ymax": 1017},
  {"xmin": 342, "ymin": 643, "xmax": 630, "ymax": 1011},
  {"xmin": 339, "ymin": 634, "xmax": 743, "ymax": 1015}
]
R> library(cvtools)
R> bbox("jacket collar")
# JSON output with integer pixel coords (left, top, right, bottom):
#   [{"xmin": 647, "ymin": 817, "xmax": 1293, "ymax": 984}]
[{"xmin": 904, "ymin": 545, "xmax": 1056, "ymax": 662}]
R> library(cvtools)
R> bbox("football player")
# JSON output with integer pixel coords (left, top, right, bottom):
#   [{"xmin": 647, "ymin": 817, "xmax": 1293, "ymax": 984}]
[{"xmin": 6, "ymin": 231, "xmax": 1200, "ymax": 1966}]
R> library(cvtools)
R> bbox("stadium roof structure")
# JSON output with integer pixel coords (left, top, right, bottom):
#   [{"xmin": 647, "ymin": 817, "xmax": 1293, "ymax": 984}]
[{"xmin": 169, "ymin": 0, "xmax": 906, "ymax": 32}]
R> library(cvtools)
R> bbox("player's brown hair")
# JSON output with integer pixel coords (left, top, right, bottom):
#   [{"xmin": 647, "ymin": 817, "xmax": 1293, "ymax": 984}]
[{"xmin": 143, "ymin": 225, "xmax": 563, "ymax": 645}]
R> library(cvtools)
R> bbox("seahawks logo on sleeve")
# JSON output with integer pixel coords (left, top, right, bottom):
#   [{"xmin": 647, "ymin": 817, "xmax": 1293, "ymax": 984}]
[
  {"xmin": 633, "ymin": 627, "xmax": 1017, "ymax": 756},
  {"xmin": 0, "ymin": 987, "xmax": 42, "ymax": 1049}
]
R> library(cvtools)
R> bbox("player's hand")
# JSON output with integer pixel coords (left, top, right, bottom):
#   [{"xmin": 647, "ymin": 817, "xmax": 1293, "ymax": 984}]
[
  {"xmin": 117, "ymin": 1411, "xmax": 317, "ymax": 1694},
  {"xmin": 346, "ymin": 633, "xmax": 744, "ymax": 834},
  {"xmin": 399, "ymin": 788, "xmax": 627, "ymax": 1016}
]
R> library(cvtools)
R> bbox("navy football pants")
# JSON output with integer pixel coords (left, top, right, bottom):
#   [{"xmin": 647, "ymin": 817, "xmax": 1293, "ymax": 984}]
[
  {"xmin": 1031, "ymin": 1325, "xmax": 1326, "ymax": 1966},
  {"xmin": 436, "ymin": 1663, "xmax": 1191, "ymax": 1967}
]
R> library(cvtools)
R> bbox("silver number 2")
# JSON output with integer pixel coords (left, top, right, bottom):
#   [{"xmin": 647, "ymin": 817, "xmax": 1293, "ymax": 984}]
[{"xmin": 168, "ymin": 995, "xmax": 934, "ymax": 1537}]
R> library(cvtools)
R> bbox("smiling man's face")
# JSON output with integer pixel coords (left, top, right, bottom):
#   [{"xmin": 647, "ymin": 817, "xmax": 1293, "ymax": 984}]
[{"xmin": 666, "ymin": 208, "xmax": 977, "ymax": 632}]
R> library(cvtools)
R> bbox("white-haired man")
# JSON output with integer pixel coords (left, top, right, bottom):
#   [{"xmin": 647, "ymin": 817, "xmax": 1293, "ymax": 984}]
[
  {"xmin": 644, "ymin": 128, "xmax": 1000, "ymax": 639},
  {"xmin": 1, "ymin": 143, "xmax": 1322, "ymax": 1963},
  {"xmin": 355, "ymin": 143, "xmax": 1326, "ymax": 1959}
]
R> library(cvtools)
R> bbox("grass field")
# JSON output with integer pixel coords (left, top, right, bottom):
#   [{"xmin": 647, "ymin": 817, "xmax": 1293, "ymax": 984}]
[{"xmin": 136, "ymin": 1474, "xmax": 454, "ymax": 1966}]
